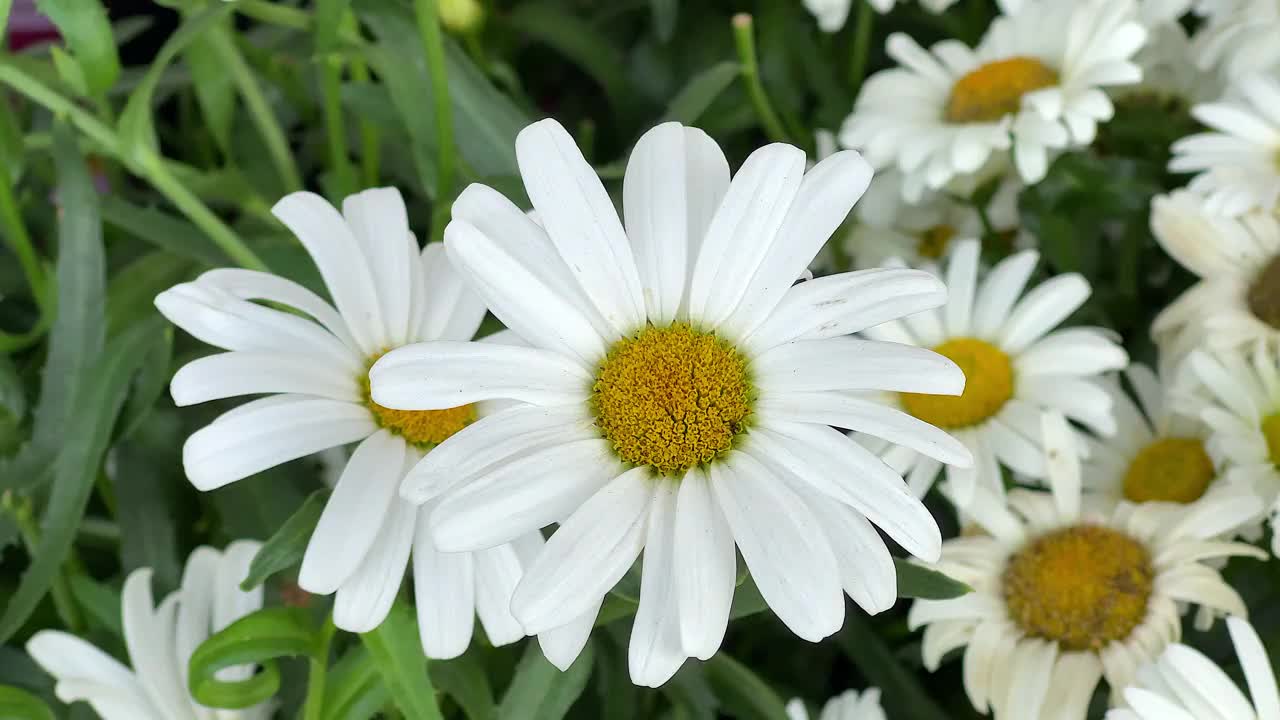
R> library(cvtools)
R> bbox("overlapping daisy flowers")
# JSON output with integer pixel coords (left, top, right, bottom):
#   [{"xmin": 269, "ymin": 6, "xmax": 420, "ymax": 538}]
[{"xmin": 35, "ymin": 0, "xmax": 1280, "ymax": 716}]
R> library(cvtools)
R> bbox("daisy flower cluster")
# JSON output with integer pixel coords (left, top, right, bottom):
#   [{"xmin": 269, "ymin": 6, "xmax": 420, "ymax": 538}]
[{"xmin": 6, "ymin": 0, "xmax": 1280, "ymax": 718}]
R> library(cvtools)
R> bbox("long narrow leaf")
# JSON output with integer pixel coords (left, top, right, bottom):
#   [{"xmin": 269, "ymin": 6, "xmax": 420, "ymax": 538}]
[{"xmin": 361, "ymin": 601, "xmax": 445, "ymax": 720}]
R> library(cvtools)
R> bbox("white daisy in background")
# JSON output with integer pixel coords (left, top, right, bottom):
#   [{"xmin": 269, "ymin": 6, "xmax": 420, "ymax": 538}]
[
  {"xmin": 1107, "ymin": 616, "xmax": 1280, "ymax": 720},
  {"xmin": 1170, "ymin": 73, "xmax": 1280, "ymax": 217},
  {"xmin": 370, "ymin": 119, "xmax": 974, "ymax": 686},
  {"xmin": 859, "ymin": 238, "xmax": 1127, "ymax": 504},
  {"xmin": 803, "ymin": 0, "xmax": 963, "ymax": 32},
  {"xmin": 27, "ymin": 542, "xmax": 271, "ymax": 720},
  {"xmin": 841, "ymin": 0, "xmax": 1146, "ymax": 201},
  {"xmin": 1149, "ymin": 190, "xmax": 1280, "ymax": 360},
  {"xmin": 909, "ymin": 412, "xmax": 1264, "ymax": 720},
  {"xmin": 1183, "ymin": 343, "xmax": 1280, "ymax": 555},
  {"xmin": 1191, "ymin": 0, "xmax": 1280, "ymax": 81},
  {"xmin": 786, "ymin": 688, "xmax": 888, "ymax": 720},
  {"xmin": 1123, "ymin": 18, "xmax": 1217, "ymax": 105},
  {"xmin": 846, "ymin": 170, "xmax": 1023, "ymax": 269},
  {"xmin": 154, "ymin": 188, "xmax": 549, "ymax": 659}
]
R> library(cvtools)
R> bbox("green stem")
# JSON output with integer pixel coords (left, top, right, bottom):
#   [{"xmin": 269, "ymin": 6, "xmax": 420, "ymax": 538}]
[
  {"xmin": 143, "ymin": 156, "xmax": 269, "ymax": 271},
  {"xmin": 320, "ymin": 57, "xmax": 356, "ymax": 199},
  {"xmin": 236, "ymin": 0, "xmax": 363, "ymax": 45},
  {"xmin": 731, "ymin": 14, "xmax": 789, "ymax": 143},
  {"xmin": 0, "ymin": 0, "xmax": 12, "ymax": 36},
  {"xmin": 350, "ymin": 59, "xmax": 381, "ymax": 186},
  {"xmin": 0, "ymin": 127, "xmax": 48, "ymax": 314},
  {"xmin": 209, "ymin": 30, "xmax": 302, "ymax": 192},
  {"xmin": 848, "ymin": 0, "xmax": 874, "ymax": 95},
  {"xmin": 3, "ymin": 493, "xmax": 83, "ymax": 634},
  {"xmin": 303, "ymin": 613, "xmax": 338, "ymax": 720},
  {"xmin": 414, "ymin": 0, "xmax": 458, "ymax": 202}
]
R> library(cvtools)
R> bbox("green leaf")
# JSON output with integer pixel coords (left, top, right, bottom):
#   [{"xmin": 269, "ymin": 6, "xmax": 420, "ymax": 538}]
[
  {"xmin": 113, "ymin": 440, "xmax": 182, "ymax": 592},
  {"xmin": 116, "ymin": 327, "xmax": 173, "ymax": 441},
  {"xmin": 183, "ymin": 19, "xmax": 237, "ymax": 153},
  {"xmin": 836, "ymin": 614, "xmax": 950, "ymax": 720},
  {"xmin": 322, "ymin": 646, "xmax": 389, "ymax": 720},
  {"xmin": 432, "ymin": 653, "xmax": 496, "ymax": 720},
  {"xmin": 505, "ymin": 2, "xmax": 633, "ymax": 113},
  {"xmin": 317, "ymin": 0, "xmax": 354, "ymax": 53},
  {"xmin": 100, "ymin": 197, "xmax": 227, "ymax": 266},
  {"xmin": 661, "ymin": 61, "xmax": 740, "ymax": 125},
  {"xmin": 0, "ymin": 356, "xmax": 24, "ymax": 456},
  {"xmin": 498, "ymin": 636, "xmax": 595, "ymax": 720},
  {"xmin": 106, "ymin": 252, "xmax": 193, "ymax": 338},
  {"xmin": 35, "ymin": 0, "xmax": 120, "ymax": 95},
  {"xmin": 727, "ymin": 575, "xmax": 768, "ymax": 619},
  {"xmin": 240, "ymin": 490, "xmax": 328, "ymax": 591},
  {"xmin": 67, "ymin": 574, "xmax": 123, "ymax": 639},
  {"xmin": 0, "ymin": 684, "xmax": 55, "ymax": 720},
  {"xmin": 650, "ymin": 0, "xmax": 678, "ymax": 42},
  {"xmin": 48, "ymin": 45, "xmax": 87, "ymax": 96},
  {"xmin": 0, "ymin": 313, "xmax": 166, "ymax": 642},
  {"xmin": 703, "ymin": 654, "xmax": 789, "ymax": 720},
  {"xmin": 894, "ymin": 558, "xmax": 971, "ymax": 600},
  {"xmin": 188, "ymin": 607, "xmax": 320, "ymax": 709},
  {"xmin": 361, "ymin": 601, "xmax": 444, "ymax": 720}
]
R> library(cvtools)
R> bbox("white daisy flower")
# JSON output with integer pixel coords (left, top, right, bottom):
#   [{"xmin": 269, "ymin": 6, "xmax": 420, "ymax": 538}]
[
  {"xmin": 1124, "ymin": 20, "xmax": 1217, "ymax": 104},
  {"xmin": 1108, "ymin": 616, "xmax": 1280, "ymax": 720},
  {"xmin": 1150, "ymin": 191, "xmax": 1280, "ymax": 358},
  {"xmin": 846, "ymin": 171, "xmax": 1023, "ymax": 269},
  {"xmin": 786, "ymin": 688, "xmax": 887, "ymax": 720},
  {"xmin": 1191, "ymin": 0, "xmax": 1280, "ymax": 81},
  {"xmin": 909, "ymin": 412, "xmax": 1264, "ymax": 720},
  {"xmin": 369, "ymin": 119, "xmax": 974, "ymax": 687},
  {"xmin": 841, "ymin": 0, "xmax": 1146, "ymax": 201},
  {"xmin": 27, "ymin": 542, "xmax": 271, "ymax": 720},
  {"xmin": 860, "ymin": 238, "xmax": 1127, "ymax": 504},
  {"xmin": 1170, "ymin": 74, "xmax": 1280, "ymax": 217},
  {"xmin": 1183, "ymin": 343, "xmax": 1280, "ymax": 555},
  {"xmin": 154, "ymin": 188, "xmax": 547, "ymax": 658},
  {"xmin": 803, "ymin": 0, "xmax": 961, "ymax": 32}
]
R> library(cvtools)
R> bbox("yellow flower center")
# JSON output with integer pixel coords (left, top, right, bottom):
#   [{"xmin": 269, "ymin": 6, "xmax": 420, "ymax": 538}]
[
  {"xmin": 361, "ymin": 357, "xmax": 475, "ymax": 448},
  {"xmin": 917, "ymin": 224, "xmax": 956, "ymax": 260},
  {"xmin": 1122, "ymin": 437, "xmax": 1215, "ymax": 504},
  {"xmin": 592, "ymin": 323, "xmax": 753, "ymax": 475},
  {"xmin": 1247, "ymin": 254, "xmax": 1280, "ymax": 330},
  {"xmin": 1002, "ymin": 525, "xmax": 1154, "ymax": 652},
  {"xmin": 900, "ymin": 338, "xmax": 1013, "ymax": 429},
  {"xmin": 1263, "ymin": 412, "xmax": 1280, "ymax": 468},
  {"xmin": 945, "ymin": 57, "xmax": 1060, "ymax": 124}
]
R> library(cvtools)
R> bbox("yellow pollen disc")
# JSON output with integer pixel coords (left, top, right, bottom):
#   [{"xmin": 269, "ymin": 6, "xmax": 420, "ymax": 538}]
[
  {"xmin": 1002, "ymin": 525, "xmax": 1154, "ymax": 652},
  {"xmin": 900, "ymin": 338, "xmax": 1013, "ymax": 429},
  {"xmin": 1122, "ymin": 437, "xmax": 1214, "ymax": 504},
  {"xmin": 945, "ymin": 57, "xmax": 1060, "ymax": 124},
  {"xmin": 917, "ymin": 224, "xmax": 956, "ymax": 260},
  {"xmin": 592, "ymin": 323, "xmax": 752, "ymax": 475},
  {"xmin": 361, "ymin": 362, "xmax": 474, "ymax": 448},
  {"xmin": 1262, "ymin": 412, "xmax": 1280, "ymax": 468},
  {"xmin": 1247, "ymin": 254, "xmax": 1280, "ymax": 330}
]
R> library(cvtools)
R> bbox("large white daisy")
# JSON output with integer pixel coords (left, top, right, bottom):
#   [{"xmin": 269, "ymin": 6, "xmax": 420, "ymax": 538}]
[
  {"xmin": 27, "ymin": 542, "xmax": 271, "ymax": 720},
  {"xmin": 841, "ymin": 0, "xmax": 1146, "ymax": 200},
  {"xmin": 154, "ymin": 188, "xmax": 548, "ymax": 658},
  {"xmin": 1108, "ymin": 616, "xmax": 1280, "ymax": 720},
  {"xmin": 1183, "ymin": 343, "xmax": 1280, "ymax": 555},
  {"xmin": 787, "ymin": 688, "xmax": 887, "ymax": 720},
  {"xmin": 370, "ymin": 119, "xmax": 973, "ymax": 687},
  {"xmin": 1169, "ymin": 73, "xmax": 1280, "ymax": 217},
  {"xmin": 860, "ymin": 238, "xmax": 1127, "ymax": 504},
  {"xmin": 908, "ymin": 412, "xmax": 1264, "ymax": 720},
  {"xmin": 1149, "ymin": 190, "xmax": 1280, "ymax": 358}
]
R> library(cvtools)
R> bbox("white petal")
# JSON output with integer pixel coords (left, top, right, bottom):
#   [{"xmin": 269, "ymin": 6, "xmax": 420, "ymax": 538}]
[
  {"xmin": 171, "ymin": 351, "xmax": 361, "ymax": 406},
  {"xmin": 472, "ymin": 542, "xmax": 528, "ymax": 648},
  {"xmin": 121, "ymin": 570, "xmax": 191, "ymax": 720},
  {"xmin": 511, "ymin": 467, "xmax": 652, "ymax": 634},
  {"xmin": 26, "ymin": 631, "xmax": 146, "ymax": 701},
  {"xmin": 517, "ymin": 119, "xmax": 645, "ymax": 334},
  {"xmin": 806, "ymin": 496, "xmax": 896, "ymax": 614},
  {"xmin": 624, "ymin": 122, "xmax": 690, "ymax": 324},
  {"xmin": 673, "ymin": 468, "xmax": 735, "ymax": 660},
  {"xmin": 416, "ymin": 243, "xmax": 487, "ymax": 342},
  {"xmin": 182, "ymin": 396, "xmax": 375, "ymax": 491},
  {"xmin": 370, "ymin": 340, "xmax": 591, "ymax": 409},
  {"xmin": 680, "ymin": 128, "xmax": 731, "ymax": 297},
  {"xmin": 1228, "ymin": 617, "xmax": 1280, "ymax": 720},
  {"xmin": 299, "ymin": 431, "xmax": 405, "ymax": 594},
  {"xmin": 197, "ymin": 267, "xmax": 360, "ymax": 352},
  {"xmin": 1041, "ymin": 411, "xmax": 1081, "ymax": 522},
  {"xmin": 343, "ymin": 188, "xmax": 415, "ymax": 347},
  {"xmin": 175, "ymin": 547, "xmax": 219, "ymax": 690},
  {"xmin": 753, "ymin": 337, "xmax": 965, "ymax": 395},
  {"xmin": 971, "ymin": 250, "xmax": 1038, "ymax": 339},
  {"xmin": 944, "ymin": 239, "xmax": 981, "ymax": 336},
  {"xmin": 333, "ymin": 499, "xmax": 416, "ymax": 633},
  {"xmin": 629, "ymin": 479, "xmax": 687, "ymax": 688},
  {"xmin": 537, "ymin": 601, "xmax": 603, "ymax": 671},
  {"xmin": 412, "ymin": 508, "xmax": 477, "ymax": 659},
  {"xmin": 998, "ymin": 274, "xmax": 1091, "ymax": 353}
]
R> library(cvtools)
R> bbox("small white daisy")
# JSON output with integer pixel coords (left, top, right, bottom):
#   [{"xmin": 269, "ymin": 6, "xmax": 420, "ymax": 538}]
[
  {"xmin": 803, "ymin": 0, "xmax": 961, "ymax": 32},
  {"xmin": 154, "ymin": 188, "xmax": 548, "ymax": 658},
  {"xmin": 1169, "ymin": 72, "xmax": 1280, "ymax": 216},
  {"xmin": 27, "ymin": 542, "xmax": 271, "ymax": 720},
  {"xmin": 1149, "ymin": 190, "xmax": 1280, "ymax": 357},
  {"xmin": 786, "ymin": 688, "xmax": 887, "ymax": 720},
  {"xmin": 1108, "ymin": 616, "xmax": 1280, "ymax": 720},
  {"xmin": 841, "ymin": 0, "xmax": 1146, "ymax": 200},
  {"xmin": 1183, "ymin": 343, "xmax": 1280, "ymax": 556},
  {"xmin": 861, "ymin": 238, "xmax": 1127, "ymax": 504},
  {"xmin": 909, "ymin": 412, "xmax": 1264, "ymax": 720},
  {"xmin": 370, "ymin": 119, "xmax": 973, "ymax": 687},
  {"xmin": 1191, "ymin": 0, "xmax": 1280, "ymax": 81},
  {"xmin": 1125, "ymin": 19, "xmax": 1217, "ymax": 104},
  {"xmin": 845, "ymin": 171, "xmax": 1023, "ymax": 269}
]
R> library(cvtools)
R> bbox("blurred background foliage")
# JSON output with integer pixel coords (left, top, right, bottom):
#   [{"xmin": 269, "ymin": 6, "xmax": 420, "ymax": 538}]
[{"xmin": 0, "ymin": 0, "xmax": 1248, "ymax": 718}]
